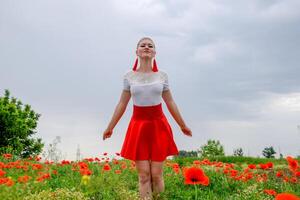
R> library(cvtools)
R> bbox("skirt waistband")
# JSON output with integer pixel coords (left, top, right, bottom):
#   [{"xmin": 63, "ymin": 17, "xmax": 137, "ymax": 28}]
[{"xmin": 132, "ymin": 103, "xmax": 164, "ymax": 120}]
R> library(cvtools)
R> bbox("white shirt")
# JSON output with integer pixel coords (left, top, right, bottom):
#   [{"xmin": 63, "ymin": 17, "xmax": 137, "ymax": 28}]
[{"xmin": 123, "ymin": 70, "xmax": 169, "ymax": 106}]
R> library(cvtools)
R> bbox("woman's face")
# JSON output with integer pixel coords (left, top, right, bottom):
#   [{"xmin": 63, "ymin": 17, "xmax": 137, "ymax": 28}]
[{"xmin": 136, "ymin": 39, "xmax": 156, "ymax": 59}]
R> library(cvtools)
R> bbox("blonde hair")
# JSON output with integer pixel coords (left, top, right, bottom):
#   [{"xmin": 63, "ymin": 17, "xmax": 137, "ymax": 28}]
[{"xmin": 137, "ymin": 37, "xmax": 156, "ymax": 49}]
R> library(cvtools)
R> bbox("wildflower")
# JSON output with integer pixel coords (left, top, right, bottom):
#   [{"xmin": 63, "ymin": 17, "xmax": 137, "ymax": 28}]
[
  {"xmin": 115, "ymin": 170, "xmax": 122, "ymax": 174},
  {"xmin": 201, "ymin": 159, "xmax": 211, "ymax": 165},
  {"xmin": 61, "ymin": 160, "xmax": 71, "ymax": 165},
  {"xmin": 2, "ymin": 154, "xmax": 12, "ymax": 159},
  {"xmin": 183, "ymin": 167, "xmax": 209, "ymax": 186},
  {"xmin": 286, "ymin": 156, "xmax": 298, "ymax": 171},
  {"xmin": 259, "ymin": 163, "xmax": 268, "ymax": 170},
  {"xmin": 275, "ymin": 193, "xmax": 300, "ymax": 200},
  {"xmin": 248, "ymin": 164, "xmax": 256, "ymax": 169},
  {"xmin": 81, "ymin": 175, "xmax": 90, "ymax": 185},
  {"xmin": 264, "ymin": 189, "xmax": 277, "ymax": 196},
  {"xmin": 6, "ymin": 177, "xmax": 14, "ymax": 187},
  {"xmin": 172, "ymin": 163, "xmax": 180, "ymax": 174},
  {"xmin": 230, "ymin": 169, "xmax": 238, "ymax": 177},
  {"xmin": 78, "ymin": 162, "xmax": 88, "ymax": 170},
  {"xmin": 84, "ymin": 158, "xmax": 94, "ymax": 162},
  {"xmin": 80, "ymin": 169, "xmax": 92, "ymax": 176},
  {"xmin": 32, "ymin": 163, "xmax": 43, "ymax": 170},
  {"xmin": 290, "ymin": 177, "xmax": 297, "ymax": 184},
  {"xmin": 121, "ymin": 162, "xmax": 127, "ymax": 169},
  {"xmin": 18, "ymin": 175, "xmax": 31, "ymax": 183},
  {"xmin": 0, "ymin": 177, "xmax": 9, "ymax": 185},
  {"xmin": 276, "ymin": 171, "xmax": 283, "ymax": 178},
  {"xmin": 193, "ymin": 160, "xmax": 201, "ymax": 165},
  {"xmin": 36, "ymin": 173, "xmax": 51, "ymax": 182},
  {"xmin": 95, "ymin": 157, "xmax": 100, "ymax": 162},
  {"xmin": 266, "ymin": 162, "xmax": 273, "ymax": 169},
  {"xmin": 103, "ymin": 163, "xmax": 111, "ymax": 171},
  {"xmin": 0, "ymin": 169, "xmax": 6, "ymax": 177},
  {"xmin": 35, "ymin": 156, "xmax": 42, "ymax": 161},
  {"xmin": 113, "ymin": 159, "xmax": 119, "ymax": 165}
]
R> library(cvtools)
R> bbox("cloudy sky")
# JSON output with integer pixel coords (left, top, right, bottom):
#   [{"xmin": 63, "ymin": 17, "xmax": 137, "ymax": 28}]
[{"xmin": 1, "ymin": 0, "xmax": 300, "ymax": 160}]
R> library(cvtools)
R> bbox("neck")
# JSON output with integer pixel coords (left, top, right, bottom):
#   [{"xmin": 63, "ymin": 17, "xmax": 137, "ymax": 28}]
[{"xmin": 138, "ymin": 58, "xmax": 153, "ymax": 72}]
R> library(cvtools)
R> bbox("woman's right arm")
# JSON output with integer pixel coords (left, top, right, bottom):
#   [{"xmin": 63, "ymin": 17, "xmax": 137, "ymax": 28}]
[{"xmin": 102, "ymin": 90, "xmax": 131, "ymax": 140}]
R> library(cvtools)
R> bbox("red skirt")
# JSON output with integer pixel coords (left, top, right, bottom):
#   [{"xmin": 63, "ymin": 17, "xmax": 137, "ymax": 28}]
[{"xmin": 120, "ymin": 103, "xmax": 179, "ymax": 162}]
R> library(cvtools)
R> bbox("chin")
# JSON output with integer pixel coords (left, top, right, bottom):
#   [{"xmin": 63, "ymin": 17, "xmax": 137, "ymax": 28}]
[{"xmin": 140, "ymin": 55, "xmax": 153, "ymax": 59}]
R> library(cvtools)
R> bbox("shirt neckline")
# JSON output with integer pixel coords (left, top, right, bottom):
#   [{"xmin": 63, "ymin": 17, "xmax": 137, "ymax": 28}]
[{"xmin": 133, "ymin": 70, "xmax": 158, "ymax": 75}]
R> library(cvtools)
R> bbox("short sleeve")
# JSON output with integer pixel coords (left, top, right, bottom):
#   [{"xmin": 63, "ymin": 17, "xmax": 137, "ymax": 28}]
[
  {"xmin": 123, "ymin": 77, "xmax": 130, "ymax": 91},
  {"xmin": 161, "ymin": 71, "xmax": 169, "ymax": 91}
]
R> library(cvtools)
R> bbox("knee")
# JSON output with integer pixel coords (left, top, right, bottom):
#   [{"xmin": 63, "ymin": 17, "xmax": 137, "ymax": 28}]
[
  {"xmin": 138, "ymin": 173, "xmax": 151, "ymax": 185},
  {"xmin": 151, "ymin": 173, "xmax": 163, "ymax": 183}
]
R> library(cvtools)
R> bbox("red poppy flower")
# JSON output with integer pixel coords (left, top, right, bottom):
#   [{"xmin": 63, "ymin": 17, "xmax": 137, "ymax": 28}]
[
  {"xmin": 0, "ymin": 169, "xmax": 6, "ymax": 177},
  {"xmin": 259, "ymin": 163, "xmax": 268, "ymax": 170},
  {"xmin": 276, "ymin": 171, "xmax": 283, "ymax": 177},
  {"xmin": 193, "ymin": 160, "xmax": 201, "ymax": 165},
  {"xmin": 275, "ymin": 193, "xmax": 300, "ymax": 200},
  {"xmin": 35, "ymin": 156, "xmax": 42, "ymax": 161},
  {"xmin": 2, "ymin": 154, "xmax": 12, "ymax": 159},
  {"xmin": 103, "ymin": 163, "xmax": 111, "ymax": 171},
  {"xmin": 286, "ymin": 156, "xmax": 299, "ymax": 171},
  {"xmin": 264, "ymin": 189, "xmax": 277, "ymax": 196},
  {"xmin": 183, "ymin": 167, "xmax": 209, "ymax": 186},
  {"xmin": 80, "ymin": 169, "xmax": 92, "ymax": 176},
  {"xmin": 17, "ymin": 175, "xmax": 31, "ymax": 183},
  {"xmin": 266, "ymin": 162, "xmax": 273, "ymax": 169},
  {"xmin": 121, "ymin": 163, "xmax": 127, "ymax": 169},
  {"xmin": 61, "ymin": 160, "xmax": 71, "ymax": 165},
  {"xmin": 230, "ymin": 169, "xmax": 238, "ymax": 177},
  {"xmin": 6, "ymin": 178, "xmax": 14, "ymax": 187},
  {"xmin": 290, "ymin": 177, "xmax": 297, "ymax": 184},
  {"xmin": 248, "ymin": 164, "xmax": 256, "ymax": 169}
]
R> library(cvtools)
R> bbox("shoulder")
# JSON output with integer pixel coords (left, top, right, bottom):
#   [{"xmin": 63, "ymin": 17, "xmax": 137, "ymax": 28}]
[
  {"xmin": 123, "ymin": 70, "xmax": 134, "ymax": 79},
  {"xmin": 158, "ymin": 69, "xmax": 169, "ymax": 80}
]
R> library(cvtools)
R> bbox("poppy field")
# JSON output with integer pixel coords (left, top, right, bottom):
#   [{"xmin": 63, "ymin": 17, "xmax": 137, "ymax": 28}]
[{"xmin": 0, "ymin": 153, "xmax": 300, "ymax": 200}]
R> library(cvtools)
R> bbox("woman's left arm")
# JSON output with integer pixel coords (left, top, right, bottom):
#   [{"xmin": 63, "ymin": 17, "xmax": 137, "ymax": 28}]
[{"xmin": 162, "ymin": 90, "xmax": 192, "ymax": 137}]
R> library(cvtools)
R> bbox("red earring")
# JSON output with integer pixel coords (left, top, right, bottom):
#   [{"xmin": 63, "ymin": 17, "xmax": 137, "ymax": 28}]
[
  {"xmin": 152, "ymin": 59, "xmax": 158, "ymax": 72},
  {"xmin": 132, "ymin": 58, "xmax": 138, "ymax": 71}
]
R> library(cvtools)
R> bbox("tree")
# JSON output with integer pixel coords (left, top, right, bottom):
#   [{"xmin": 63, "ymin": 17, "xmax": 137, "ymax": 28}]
[
  {"xmin": 262, "ymin": 146, "xmax": 276, "ymax": 158},
  {"xmin": 198, "ymin": 139, "xmax": 225, "ymax": 158},
  {"xmin": 0, "ymin": 89, "xmax": 44, "ymax": 157},
  {"xmin": 233, "ymin": 147, "xmax": 244, "ymax": 157},
  {"xmin": 177, "ymin": 150, "xmax": 198, "ymax": 157}
]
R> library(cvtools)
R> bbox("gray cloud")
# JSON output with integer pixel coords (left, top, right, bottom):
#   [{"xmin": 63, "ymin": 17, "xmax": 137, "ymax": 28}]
[{"xmin": 1, "ymin": 0, "xmax": 300, "ymax": 159}]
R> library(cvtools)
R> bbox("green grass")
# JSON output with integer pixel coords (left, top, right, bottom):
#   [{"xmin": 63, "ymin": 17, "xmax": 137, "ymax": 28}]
[{"xmin": 0, "ymin": 156, "xmax": 299, "ymax": 200}]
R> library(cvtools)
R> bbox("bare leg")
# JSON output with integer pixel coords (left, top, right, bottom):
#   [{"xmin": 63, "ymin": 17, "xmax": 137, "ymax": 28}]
[
  {"xmin": 136, "ymin": 160, "xmax": 152, "ymax": 200},
  {"xmin": 150, "ymin": 161, "xmax": 164, "ymax": 197}
]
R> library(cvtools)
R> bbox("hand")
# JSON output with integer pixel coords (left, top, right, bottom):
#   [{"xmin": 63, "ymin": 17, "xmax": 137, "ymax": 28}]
[
  {"xmin": 103, "ymin": 129, "xmax": 113, "ymax": 140},
  {"xmin": 180, "ymin": 126, "xmax": 192, "ymax": 137}
]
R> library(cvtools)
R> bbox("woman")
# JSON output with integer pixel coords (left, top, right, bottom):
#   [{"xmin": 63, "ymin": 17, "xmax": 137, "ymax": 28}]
[{"xmin": 102, "ymin": 37, "xmax": 192, "ymax": 200}]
